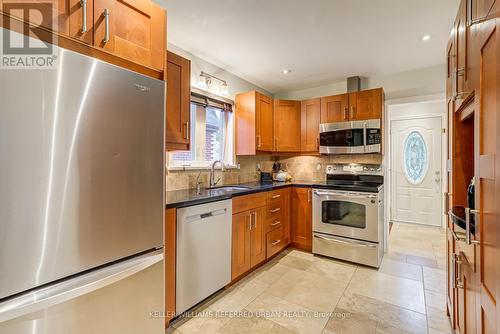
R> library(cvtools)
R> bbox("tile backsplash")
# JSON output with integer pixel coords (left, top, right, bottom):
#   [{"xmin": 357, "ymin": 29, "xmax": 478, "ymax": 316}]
[{"xmin": 166, "ymin": 154, "xmax": 382, "ymax": 191}]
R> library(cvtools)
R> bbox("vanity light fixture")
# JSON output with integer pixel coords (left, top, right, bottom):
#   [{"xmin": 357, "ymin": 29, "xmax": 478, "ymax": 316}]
[{"xmin": 197, "ymin": 71, "xmax": 229, "ymax": 97}]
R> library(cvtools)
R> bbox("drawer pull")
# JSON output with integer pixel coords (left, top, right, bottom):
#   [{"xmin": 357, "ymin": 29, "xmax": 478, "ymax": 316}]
[
  {"xmin": 271, "ymin": 239, "xmax": 281, "ymax": 246},
  {"xmin": 270, "ymin": 220, "xmax": 281, "ymax": 227},
  {"xmin": 271, "ymin": 194, "xmax": 281, "ymax": 199},
  {"xmin": 270, "ymin": 208, "xmax": 280, "ymax": 213}
]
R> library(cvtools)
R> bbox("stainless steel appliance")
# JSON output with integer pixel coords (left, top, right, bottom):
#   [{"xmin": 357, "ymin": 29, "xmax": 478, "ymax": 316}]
[
  {"xmin": 0, "ymin": 34, "xmax": 165, "ymax": 333},
  {"xmin": 176, "ymin": 200, "xmax": 232, "ymax": 314},
  {"xmin": 312, "ymin": 165, "xmax": 384, "ymax": 267},
  {"xmin": 319, "ymin": 119, "xmax": 382, "ymax": 154}
]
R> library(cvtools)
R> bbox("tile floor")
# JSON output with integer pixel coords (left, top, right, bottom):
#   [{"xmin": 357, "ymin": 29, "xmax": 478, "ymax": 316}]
[{"xmin": 169, "ymin": 222, "xmax": 451, "ymax": 334}]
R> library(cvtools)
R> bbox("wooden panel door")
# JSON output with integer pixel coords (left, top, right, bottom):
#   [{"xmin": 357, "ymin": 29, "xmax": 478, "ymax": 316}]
[
  {"xmin": 348, "ymin": 88, "xmax": 383, "ymax": 120},
  {"xmin": 471, "ymin": 0, "xmax": 497, "ymax": 22},
  {"xmin": 2, "ymin": 0, "xmax": 70, "ymax": 35},
  {"xmin": 69, "ymin": 0, "xmax": 93, "ymax": 43},
  {"xmin": 475, "ymin": 17, "xmax": 498, "ymax": 334},
  {"xmin": 320, "ymin": 94, "xmax": 348, "ymax": 123},
  {"xmin": 231, "ymin": 210, "xmax": 251, "ymax": 279},
  {"xmin": 291, "ymin": 187, "xmax": 312, "ymax": 251},
  {"xmin": 281, "ymin": 188, "xmax": 291, "ymax": 245},
  {"xmin": 235, "ymin": 91, "xmax": 257, "ymax": 155},
  {"xmin": 455, "ymin": 250, "xmax": 477, "ymax": 334},
  {"xmin": 274, "ymin": 99, "xmax": 301, "ymax": 152},
  {"xmin": 166, "ymin": 51, "xmax": 191, "ymax": 150},
  {"xmin": 250, "ymin": 207, "xmax": 266, "ymax": 267},
  {"xmin": 93, "ymin": 0, "xmax": 165, "ymax": 72},
  {"xmin": 301, "ymin": 98, "xmax": 320, "ymax": 152},
  {"xmin": 256, "ymin": 92, "xmax": 274, "ymax": 151}
]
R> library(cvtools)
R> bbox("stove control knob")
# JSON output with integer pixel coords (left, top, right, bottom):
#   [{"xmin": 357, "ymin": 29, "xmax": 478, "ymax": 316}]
[
  {"xmin": 363, "ymin": 167, "xmax": 369, "ymax": 171},
  {"xmin": 370, "ymin": 168, "xmax": 375, "ymax": 171}
]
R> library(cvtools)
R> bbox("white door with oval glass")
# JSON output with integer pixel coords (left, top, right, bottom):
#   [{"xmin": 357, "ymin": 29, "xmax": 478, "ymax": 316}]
[{"xmin": 390, "ymin": 117, "xmax": 442, "ymax": 226}]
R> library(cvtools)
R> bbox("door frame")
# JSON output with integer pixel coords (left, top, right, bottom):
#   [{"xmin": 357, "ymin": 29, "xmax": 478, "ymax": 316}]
[{"xmin": 383, "ymin": 94, "xmax": 447, "ymax": 251}]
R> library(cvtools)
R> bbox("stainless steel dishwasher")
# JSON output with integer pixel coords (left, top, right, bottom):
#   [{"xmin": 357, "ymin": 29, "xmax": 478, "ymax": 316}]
[{"xmin": 176, "ymin": 200, "xmax": 232, "ymax": 314}]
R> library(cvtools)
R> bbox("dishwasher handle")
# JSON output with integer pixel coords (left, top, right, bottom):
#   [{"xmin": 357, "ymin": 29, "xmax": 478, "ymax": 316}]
[{"xmin": 185, "ymin": 208, "xmax": 227, "ymax": 223}]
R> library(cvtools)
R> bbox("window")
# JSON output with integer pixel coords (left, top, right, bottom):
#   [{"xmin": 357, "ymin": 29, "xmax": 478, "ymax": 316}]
[
  {"xmin": 169, "ymin": 93, "xmax": 235, "ymax": 169},
  {"xmin": 403, "ymin": 130, "xmax": 428, "ymax": 184}
]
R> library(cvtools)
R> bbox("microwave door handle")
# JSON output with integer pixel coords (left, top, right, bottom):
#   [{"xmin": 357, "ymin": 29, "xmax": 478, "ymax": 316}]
[{"xmin": 363, "ymin": 122, "xmax": 367, "ymax": 153}]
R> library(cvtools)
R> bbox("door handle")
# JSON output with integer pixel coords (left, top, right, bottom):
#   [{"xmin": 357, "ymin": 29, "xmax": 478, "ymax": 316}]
[
  {"xmin": 252, "ymin": 211, "xmax": 257, "ymax": 229},
  {"xmin": 343, "ymin": 107, "xmax": 348, "ymax": 120},
  {"xmin": 314, "ymin": 234, "xmax": 377, "ymax": 248},
  {"xmin": 465, "ymin": 208, "xmax": 480, "ymax": 245},
  {"xmin": 80, "ymin": 0, "xmax": 87, "ymax": 33},
  {"xmin": 452, "ymin": 253, "xmax": 464, "ymax": 289},
  {"xmin": 350, "ymin": 106, "xmax": 355, "ymax": 119},
  {"xmin": 247, "ymin": 214, "xmax": 252, "ymax": 230},
  {"xmin": 103, "ymin": 9, "xmax": 110, "ymax": 44},
  {"xmin": 271, "ymin": 239, "xmax": 281, "ymax": 246},
  {"xmin": 271, "ymin": 194, "xmax": 281, "ymax": 199},
  {"xmin": 0, "ymin": 250, "xmax": 163, "ymax": 322},
  {"xmin": 256, "ymin": 135, "xmax": 261, "ymax": 148},
  {"xmin": 270, "ymin": 208, "xmax": 280, "ymax": 213},
  {"xmin": 184, "ymin": 121, "xmax": 190, "ymax": 140}
]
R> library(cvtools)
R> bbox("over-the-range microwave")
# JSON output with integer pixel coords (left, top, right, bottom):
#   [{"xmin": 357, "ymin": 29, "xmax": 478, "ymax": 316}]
[{"xmin": 319, "ymin": 119, "xmax": 381, "ymax": 154}]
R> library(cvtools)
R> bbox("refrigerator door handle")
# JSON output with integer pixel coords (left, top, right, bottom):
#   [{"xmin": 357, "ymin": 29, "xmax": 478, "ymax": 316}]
[{"xmin": 0, "ymin": 250, "xmax": 163, "ymax": 323}]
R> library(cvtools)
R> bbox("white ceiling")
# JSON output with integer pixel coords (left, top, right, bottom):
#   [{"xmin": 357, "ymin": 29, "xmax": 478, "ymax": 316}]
[{"xmin": 159, "ymin": 0, "xmax": 459, "ymax": 94}]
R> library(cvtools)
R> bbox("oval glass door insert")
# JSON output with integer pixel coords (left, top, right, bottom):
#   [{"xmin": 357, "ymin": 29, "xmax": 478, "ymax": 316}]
[{"xmin": 403, "ymin": 131, "xmax": 428, "ymax": 184}]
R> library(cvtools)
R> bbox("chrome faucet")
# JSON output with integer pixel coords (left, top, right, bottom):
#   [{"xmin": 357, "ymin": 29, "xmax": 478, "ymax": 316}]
[{"xmin": 209, "ymin": 160, "xmax": 225, "ymax": 188}]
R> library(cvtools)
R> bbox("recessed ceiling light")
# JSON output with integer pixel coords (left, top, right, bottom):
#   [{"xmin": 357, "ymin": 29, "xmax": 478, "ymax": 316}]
[
  {"xmin": 281, "ymin": 69, "xmax": 292, "ymax": 75},
  {"xmin": 421, "ymin": 34, "xmax": 431, "ymax": 41}
]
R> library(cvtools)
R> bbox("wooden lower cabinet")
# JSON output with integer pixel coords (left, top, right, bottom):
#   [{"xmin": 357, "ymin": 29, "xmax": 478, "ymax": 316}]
[
  {"xmin": 231, "ymin": 205, "xmax": 266, "ymax": 280},
  {"xmin": 290, "ymin": 187, "xmax": 312, "ymax": 251}
]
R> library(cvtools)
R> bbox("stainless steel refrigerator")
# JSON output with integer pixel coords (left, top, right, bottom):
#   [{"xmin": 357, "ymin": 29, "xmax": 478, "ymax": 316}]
[{"xmin": 0, "ymin": 34, "xmax": 165, "ymax": 333}]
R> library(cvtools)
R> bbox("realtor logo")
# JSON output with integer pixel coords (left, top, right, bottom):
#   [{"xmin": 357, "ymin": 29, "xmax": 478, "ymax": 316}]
[{"xmin": 1, "ymin": 3, "xmax": 59, "ymax": 69}]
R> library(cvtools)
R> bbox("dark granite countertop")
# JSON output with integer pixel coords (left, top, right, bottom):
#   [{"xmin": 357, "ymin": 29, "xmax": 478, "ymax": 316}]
[{"xmin": 165, "ymin": 180, "xmax": 383, "ymax": 209}]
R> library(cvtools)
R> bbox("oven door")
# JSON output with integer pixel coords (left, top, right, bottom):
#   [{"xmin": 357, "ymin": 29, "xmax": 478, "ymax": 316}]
[{"xmin": 312, "ymin": 189, "xmax": 380, "ymax": 242}]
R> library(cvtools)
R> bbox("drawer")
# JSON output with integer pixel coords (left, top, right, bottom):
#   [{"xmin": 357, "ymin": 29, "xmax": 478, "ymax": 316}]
[
  {"xmin": 265, "ymin": 216, "xmax": 283, "ymax": 233},
  {"xmin": 267, "ymin": 226, "xmax": 286, "ymax": 259},
  {"xmin": 232, "ymin": 192, "xmax": 267, "ymax": 214},
  {"xmin": 266, "ymin": 202, "xmax": 284, "ymax": 220},
  {"xmin": 267, "ymin": 188, "xmax": 287, "ymax": 205}
]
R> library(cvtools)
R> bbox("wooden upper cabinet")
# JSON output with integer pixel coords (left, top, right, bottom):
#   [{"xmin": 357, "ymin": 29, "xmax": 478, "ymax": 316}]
[
  {"xmin": 69, "ymin": 0, "xmax": 93, "ymax": 44},
  {"xmin": 471, "ymin": 0, "xmax": 497, "ymax": 22},
  {"xmin": 166, "ymin": 51, "xmax": 191, "ymax": 151},
  {"xmin": 290, "ymin": 187, "xmax": 312, "ymax": 251},
  {"xmin": 93, "ymin": 0, "xmax": 165, "ymax": 72},
  {"xmin": 235, "ymin": 91, "xmax": 274, "ymax": 155},
  {"xmin": 274, "ymin": 99, "xmax": 301, "ymax": 152},
  {"xmin": 320, "ymin": 94, "xmax": 348, "ymax": 123},
  {"xmin": 348, "ymin": 88, "xmax": 383, "ymax": 120},
  {"xmin": 301, "ymin": 98, "xmax": 320, "ymax": 152},
  {"xmin": 256, "ymin": 92, "xmax": 274, "ymax": 151},
  {"xmin": 2, "ymin": 0, "xmax": 70, "ymax": 34}
]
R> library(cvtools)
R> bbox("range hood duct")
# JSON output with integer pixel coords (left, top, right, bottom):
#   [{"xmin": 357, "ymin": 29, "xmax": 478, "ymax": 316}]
[{"xmin": 347, "ymin": 76, "xmax": 361, "ymax": 93}]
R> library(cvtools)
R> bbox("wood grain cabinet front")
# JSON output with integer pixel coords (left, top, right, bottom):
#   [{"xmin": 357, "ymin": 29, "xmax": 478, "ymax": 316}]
[
  {"xmin": 93, "ymin": 0, "xmax": 165, "ymax": 72},
  {"xmin": 290, "ymin": 187, "xmax": 312, "ymax": 251},
  {"xmin": 320, "ymin": 93, "xmax": 348, "ymax": 123},
  {"xmin": 166, "ymin": 51, "xmax": 191, "ymax": 151},
  {"xmin": 301, "ymin": 98, "xmax": 321, "ymax": 153},
  {"xmin": 348, "ymin": 88, "xmax": 383, "ymax": 120},
  {"xmin": 273, "ymin": 99, "xmax": 301, "ymax": 152}
]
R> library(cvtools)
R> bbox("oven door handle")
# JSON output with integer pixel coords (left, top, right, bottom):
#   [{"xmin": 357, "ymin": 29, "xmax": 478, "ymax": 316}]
[
  {"xmin": 314, "ymin": 234, "xmax": 378, "ymax": 248},
  {"xmin": 314, "ymin": 190, "xmax": 377, "ymax": 199}
]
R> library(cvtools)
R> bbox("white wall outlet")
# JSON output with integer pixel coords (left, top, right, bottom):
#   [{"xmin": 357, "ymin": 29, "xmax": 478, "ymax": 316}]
[
  {"xmin": 316, "ymin": 163, "xmax": 322, "ymax": 171},
  {"xmin": 256, "ymin": 163, "xmax": 261, "ymax": 170}
]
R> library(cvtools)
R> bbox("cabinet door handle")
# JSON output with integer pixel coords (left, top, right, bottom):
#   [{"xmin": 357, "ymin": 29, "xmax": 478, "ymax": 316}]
[
  {"xmin": 343, "ymin": 107, "xmax": 348, "ymax": 120},
  {"xmin": 271, "ymin": 194, "xmax": 281, "ymax": 199},
  {"xmin": 316, "ymin": 137, "xmax": 319, "ymax": 150},
  {"xmin": 80, "ymin": 0, "xmax": 87, "ymax": 33},
  {"xmin": 308, "ymin": 189, "xmax": 311, "ymax": 202},
  {"xmin": 270, "ymin": 220, "xmax": 281, "ymax": 227},
  {"xmin": 270, "ymin": 208, "xmax": 280, "ymax": 213},
  {"xmin": 275, "ymin": 138, "xmax": 278, "ymax": 151},
  {"xmin": 350, "ymin": 106, "xmax": 355, "ymax": 119},
  {"xmin": 252, "ymin": 211, "xmax": 257, "ymax": 229},
  {"xmin": 247, "ymin": 214, "xmax": 252, "ymax": 230},
  {"xmin": 184, "ymin": 121, "xmax": 190, "ymax": 140},
  {"xmin": 452, "ymin": 253, "xmax": 464, "ymax": 289},
  {"xmin": 256, "ymin": 135, "xmax": 261, "ymax": 148},
  {"xmin": 465, "ymin": 208, "xmax": 480, "ymax": 245},
  {"xmin": 271, "ymin": 239, "xmax": 281, "ymax": 246},
  {"xmin": 103, "ymin": 9, "xmax": 110, "ymax": 44}
]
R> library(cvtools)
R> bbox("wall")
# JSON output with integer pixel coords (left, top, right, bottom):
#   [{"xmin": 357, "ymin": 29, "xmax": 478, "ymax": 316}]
[
  {"xmin": 168, "ymin": 43, "xmax": 273, "ymax": 100},
  {"xmin": 166, "ymin": 154, "xmax": 382, "ymax": 191},
  {"xmin": 275, "ymin": 64, "xmax": 446, "ymax": 101}
]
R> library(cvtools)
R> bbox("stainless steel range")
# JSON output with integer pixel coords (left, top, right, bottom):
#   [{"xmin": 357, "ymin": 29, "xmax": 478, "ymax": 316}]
[{"xmin": 312, "ymin": 164, "xmax": 384, "ymax": 267}]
